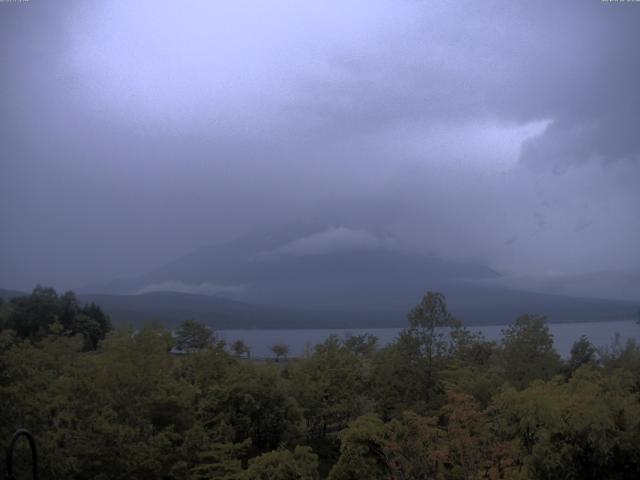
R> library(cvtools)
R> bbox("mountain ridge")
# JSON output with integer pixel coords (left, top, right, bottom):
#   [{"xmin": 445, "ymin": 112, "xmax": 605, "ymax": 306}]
[
  {"xmin": 81, "ymin": 224, "xmax": 500, "ymax": 309},
  {"xmin": 69, "ymin": 222, "xmax": 639, "ymax": 327}
]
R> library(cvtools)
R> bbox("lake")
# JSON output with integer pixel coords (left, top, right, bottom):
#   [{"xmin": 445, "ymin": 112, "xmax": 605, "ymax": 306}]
[{"xmin": 219, "ymin": 320, "xmax": 640, "ymax": 358}]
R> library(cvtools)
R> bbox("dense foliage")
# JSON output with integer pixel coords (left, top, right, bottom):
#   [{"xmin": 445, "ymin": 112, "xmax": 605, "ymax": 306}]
[
  {"xmin": 0, "ymin": 286, "xmax": 111, "ymax": 350},
  {"xmin": 1, "ymin": 288, "xmax": 640, "ymax": 479}
]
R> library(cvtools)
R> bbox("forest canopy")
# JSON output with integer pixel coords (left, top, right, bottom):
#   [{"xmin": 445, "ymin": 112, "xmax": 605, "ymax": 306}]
[{"xmin": 1, "ymin": 288, "xmax": 639, "ymax": 479}]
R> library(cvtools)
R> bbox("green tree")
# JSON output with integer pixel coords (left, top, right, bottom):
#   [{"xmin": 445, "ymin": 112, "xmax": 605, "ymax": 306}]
[
  {"xmin": 70, "ymin": 313, "xmax": 103, "ymax": 351},
  {"xmin": 493, "ymin": 368, "xmax": 640, "ymax": 479},
  {"xmin": 342, "ymin": 333, "xmax": 378, "ymax": 358},
  {"xmin": 0, "ymin": 300, "xmax": 14, "ymax": 331},
  {"xmin": 372, "ymin": 292, "xmax": 462, "ymax": 417},
  {"xmin": 80, "ymin": 301, "xmax": 112, "ymax": 346},
  {"xmin": 290, "ymin": 336, "xmax": 368, "ymax": 438},
  {"xmin": 1, "ymin": 287, "xmax": 111, "ymax": 349},
  {"xmin": 449, "ymin": 325, "xmax": 496, "ymax": 367},
  {"xmin": 407, "ymin": 291, "xmax": 460, "ymax": 367},
  {"xmin": 232, "ymin": 339, "xmax": 251, "ymax": 359},
  {"xmin": 199, "ymin": 364, "xmax": 302, "ymax": 451},
  {"xmin": 7, "ymin": 285, "xmax": 60, "ymax": 341},
  {"xmin": 175, "ymin": 319, "xmax": 216, "ymax": 352},
  {"xmin": 242, "ymin": 446, "xmax": 319, "ymax": 480},
  {"xmin": 272, "ymin": 343, "xmax": 290, "ymax": 362},
  {"xmin": 499, "ymin": 314, "xmax": 562, "ymax": 389},
  {"xmin": 189, "ymin": 436, "xmax": 249, "ymax": 480},
  {"xmin": 327, "ymin": 415, "xmax": 389, "ymax": 480},
  {"xmin": 370, "ymin": 331, "xmax": 435, "ymax": 416},
  {"xmin": 566, "ymin": 335, "xmax": 597, "ymax": 378}
]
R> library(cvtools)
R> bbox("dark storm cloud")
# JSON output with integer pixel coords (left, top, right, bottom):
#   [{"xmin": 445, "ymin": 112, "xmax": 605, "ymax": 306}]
[
  {"xmin": 517, "ymin": 5, "xmax": 640, "ymax": 172},
  {"xmin": 288, "ymin": 1, "xmax": 640, "ymax": 171},
  {"xmin": 1, "ymin": 0, "xmax": 639, "ymax": 299}
]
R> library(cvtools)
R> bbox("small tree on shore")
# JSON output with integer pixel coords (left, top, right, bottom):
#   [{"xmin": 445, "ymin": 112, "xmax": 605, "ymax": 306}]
[
  {"xmin": 175, "ymin": 319, "xmax": 215, "ymax": 352},
  {"xmin": 231, "ymin": 339, "xmax": 250, "ymax": 359},
  {"xmin": 272, "ymin": 343, "xmax": 290, "ymax": 362}
]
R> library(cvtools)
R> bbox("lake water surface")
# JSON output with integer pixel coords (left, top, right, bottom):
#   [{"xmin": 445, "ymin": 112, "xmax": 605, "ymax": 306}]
[{"xmin": 220, "ymin": 320, "xmax": 640, "ymax": 358}]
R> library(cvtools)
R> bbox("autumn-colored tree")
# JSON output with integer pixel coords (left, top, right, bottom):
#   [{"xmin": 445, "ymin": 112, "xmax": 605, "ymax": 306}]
[
  {"xmin": 443, "ymin": 391, "xmax": 490, "ymax": 479},
  {"xmin": 385, "ymin": 411, "xmax": 447, "ymax": 479}
]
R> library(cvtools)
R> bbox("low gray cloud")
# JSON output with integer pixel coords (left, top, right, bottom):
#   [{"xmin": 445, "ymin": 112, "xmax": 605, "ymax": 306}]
[
  {"xmin": 255, "ymin": 226, "xmax": 396, "ymax": 260},
  {"xmin": 1, "ymin": 0, "xmax": 639, "ymax": 300},
  {"xmin": 483, "ymin": 269, "xmax": 640, "ymax": 303},
  {"xmin": 135, "ymin": 282, "xmax": 246, "ymax": 297}
]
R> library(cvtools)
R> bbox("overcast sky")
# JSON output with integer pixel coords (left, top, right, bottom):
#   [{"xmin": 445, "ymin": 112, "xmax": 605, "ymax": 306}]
[{"xmin": 1, "ymin": 0, "xmax": 639, "ymax": 299}]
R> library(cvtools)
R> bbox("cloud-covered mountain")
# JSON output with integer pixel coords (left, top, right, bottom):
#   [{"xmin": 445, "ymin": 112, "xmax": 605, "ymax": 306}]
[
  {"xmin": 3, "ymin": 2, "xmax": 640, "ymax": 294},
  {"xmin": 85, "ymin": 224, "xmax": 498, "ymax": 309},
  {"xmin": 80, "ymin": 223, "xmax": 638, "ymax": 327}
]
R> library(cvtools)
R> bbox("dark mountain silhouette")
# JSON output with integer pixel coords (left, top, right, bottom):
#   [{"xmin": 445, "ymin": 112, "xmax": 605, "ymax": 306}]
[
  {"xmin": 2, "ymin": 285, "xmax": 637, "ymax": 330},
  {"xmin": 70, "ymin": 223, "xmax": 639, "ymax": 328},
  {"xmin": 83, "ymin": 223, "xmax": 498, "ymax": 309}
]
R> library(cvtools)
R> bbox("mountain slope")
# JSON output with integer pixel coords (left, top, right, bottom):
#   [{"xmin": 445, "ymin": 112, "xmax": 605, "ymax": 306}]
[
  {"xmin": 3, "ymin": 286, "xmax": 638, "ymax": 329},
  {"xmin": 84, "ymin": 224, "xmax": 500, "ymax": 311},
  {"xmin": 80, "ymin": 288, "xmax": 640, "ymax": 329},
  {"xmin": 77, "ymin": 223, "xmax": 639, "ymax": 327}
]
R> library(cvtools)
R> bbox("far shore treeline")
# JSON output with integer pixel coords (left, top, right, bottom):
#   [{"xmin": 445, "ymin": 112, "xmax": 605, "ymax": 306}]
[{"xmin": 2, "ymin": 287, "xmax": 640, "ymax": 479}]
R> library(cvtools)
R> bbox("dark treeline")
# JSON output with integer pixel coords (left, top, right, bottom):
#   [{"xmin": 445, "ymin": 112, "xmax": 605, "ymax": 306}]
[{"xmin": 1, "ymin": 288, "xmax": 640, "ymax": 479}]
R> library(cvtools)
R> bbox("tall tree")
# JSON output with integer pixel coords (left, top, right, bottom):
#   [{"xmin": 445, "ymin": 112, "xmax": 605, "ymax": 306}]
[
  {"xmin": 407, "ymin": 291, "xmax": 460, "ymax": 367},
  {"xmin": 175, "ymin": 319, "xmax": 216, "ymax": 352},
  {"xmin": 499, "ymin": 314, "xmax": 562, "ymax": 389},
  {"xmin": 290, "ymin": 336, "xmax": 368, "ymax": 438}
]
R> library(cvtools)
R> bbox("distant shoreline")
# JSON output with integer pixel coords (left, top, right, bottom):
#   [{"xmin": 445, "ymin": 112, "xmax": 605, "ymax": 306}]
[{"xmin": 214, "ymin": 318, "xmax": 638, "ymax": 331}]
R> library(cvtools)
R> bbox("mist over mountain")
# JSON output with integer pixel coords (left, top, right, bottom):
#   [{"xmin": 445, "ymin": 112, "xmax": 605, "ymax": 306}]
[
  {"xmin": 84, "ymin": 223, "xmax": 498, "ymax": 307},
  {"xmin": 3, "ymin": 3, "xmax": 640, "ymax": 479},
  {"xmin": 3, "ymin": 2, "xmax": 640, "ymax": 299},
  {"xmin": 78, "ymin": 223, "xmax": 638, "ymax": 327},
  {"xmin": 2, "ymin": 1, "xmax": 640, "ymax": 323}
]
